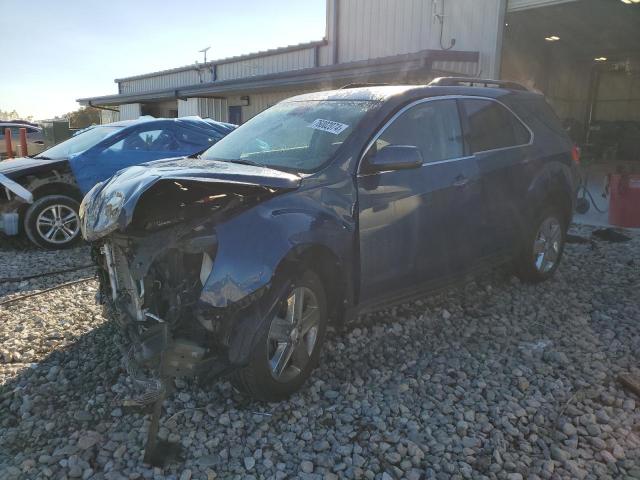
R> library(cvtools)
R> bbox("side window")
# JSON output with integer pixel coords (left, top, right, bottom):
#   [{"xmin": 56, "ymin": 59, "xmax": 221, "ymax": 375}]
[
  {"xmin": 373, "ymin": 99, "xmax": 463, "ymax": 164},
  {"xmin": 105, "ymin": 129, "xmax": 178, "ymax": 153},
  {"xmin": 460, "ymin": 99, "xmax": 530, "ymax": 153}
]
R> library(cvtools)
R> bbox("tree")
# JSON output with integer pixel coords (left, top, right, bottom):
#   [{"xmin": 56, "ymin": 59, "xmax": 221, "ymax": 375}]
[
  {"xmin": 65, "ymin": 107, "xmax": 102, "ymax": 129},
  {"xmin": 0, "ymin": 108, "xmax": 33, "ymax": 122}
]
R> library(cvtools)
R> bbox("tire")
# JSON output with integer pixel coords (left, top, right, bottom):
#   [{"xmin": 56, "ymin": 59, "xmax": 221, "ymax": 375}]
[
  {"xmin": 24, "ymin": 195, "xmax": 81, "ymax": 249},
  {"xmin": 515, "ymin": 205, "xmax": 567, "ymax": 283},
  {"xmin": 232, "ymin": 270, "xmax": 328, "ymax": 402}
]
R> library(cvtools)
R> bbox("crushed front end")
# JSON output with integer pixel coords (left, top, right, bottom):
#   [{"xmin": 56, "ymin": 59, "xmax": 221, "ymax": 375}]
[
  {"xmin": 94, "ymin": 231, "xmax": 232, "ymax": 404},
  {"xmin": 80, "ymin": 162, "xmax": 301, "ymax": 412}
]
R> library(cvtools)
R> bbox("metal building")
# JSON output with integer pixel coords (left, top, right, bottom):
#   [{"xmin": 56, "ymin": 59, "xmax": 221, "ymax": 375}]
[{"xmin": 79, "ymin": 0, "xmax": 640, "ymax": 152}]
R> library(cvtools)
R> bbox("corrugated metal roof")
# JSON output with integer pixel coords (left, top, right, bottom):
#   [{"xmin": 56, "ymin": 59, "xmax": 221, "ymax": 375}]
[{"xmin": 114, "ymin": 39, "xmax": 327, "ymax": 83}]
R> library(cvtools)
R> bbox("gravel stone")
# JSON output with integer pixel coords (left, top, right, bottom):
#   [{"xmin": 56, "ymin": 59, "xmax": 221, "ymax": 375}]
[
  {"xmin": 1, "ymin": 226, "xmax": 639, "ymax": 479},
  {"xmin": 300, "ymin": 460, "xmax": 314, "ymax": 473}
]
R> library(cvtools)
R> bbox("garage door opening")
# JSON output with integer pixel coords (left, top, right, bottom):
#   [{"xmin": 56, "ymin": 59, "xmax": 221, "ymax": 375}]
[{"xmin": 501, "ymin": 0, "xmax": 640, "ymax": 227}]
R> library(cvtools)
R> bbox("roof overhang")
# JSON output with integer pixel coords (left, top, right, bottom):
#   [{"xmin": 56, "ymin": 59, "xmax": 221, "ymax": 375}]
[{"xmin": 78, "ymin": 49, "xmax": 479, "ymax": 107}]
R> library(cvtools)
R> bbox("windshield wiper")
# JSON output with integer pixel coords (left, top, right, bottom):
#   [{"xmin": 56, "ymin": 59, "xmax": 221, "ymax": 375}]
[{"xmin": 34, "ymin": 155, "xmax": 52, "ymax": 160}]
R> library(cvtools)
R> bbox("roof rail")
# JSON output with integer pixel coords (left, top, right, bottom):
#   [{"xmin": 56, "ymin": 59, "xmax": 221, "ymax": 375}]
[
  {"xmin": 428, "ymin": 77, "xmax": 528, "ymax": 91},
  {"xmin": 340, "ymin": 82, "xmax": 390, "ymax": 89}
]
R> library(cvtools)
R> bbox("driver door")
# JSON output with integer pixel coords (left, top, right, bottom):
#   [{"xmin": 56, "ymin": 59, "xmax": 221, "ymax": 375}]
[{"xmin": 357, "ymin": 98, "xmax": 483, "ymax": 303}]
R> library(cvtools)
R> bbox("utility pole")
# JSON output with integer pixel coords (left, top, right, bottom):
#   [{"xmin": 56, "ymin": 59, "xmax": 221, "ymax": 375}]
[{"xmin": 198, "ymin": 47, "xmax": 211, "ymax": 64}]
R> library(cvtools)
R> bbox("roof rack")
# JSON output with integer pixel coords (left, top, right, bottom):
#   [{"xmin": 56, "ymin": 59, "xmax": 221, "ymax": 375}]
[
  {"xmin": 428, "ymin": 77, "xmax": 528, "ymax": 91},
  {"xmin": 340, "ymin": 82, "xmax": 390, "ymax": 89}
]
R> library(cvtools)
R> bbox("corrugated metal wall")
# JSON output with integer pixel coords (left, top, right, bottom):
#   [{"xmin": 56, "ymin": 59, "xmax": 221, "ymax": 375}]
[
  {"xmin": 119, "ymin": 48, "xmax": 317, "ymax": 94},
  {"xmin": 178, "ymin": 98, "xmax": 229, "ymax": 122},
  {"xmin": 335, "ymin": 0, "xmax": 504, "ymax": 77},
  {"xmin": 217, "ymin": 49, "xmax": 316, "ymax": 81},
  {"xmin": 225, "ymin": 89, "xmax": 311, "ymax": 122},
  {"xmin": 100, "ymin": 110, "xmax": 120, "ymax": 124},
  {"xmin": 120, "ymin": 70, "xmax": 205, "ymax": 94},
  {"xmin": 119, "ymin": 103, "xmax": 142, "ymax": 120}
]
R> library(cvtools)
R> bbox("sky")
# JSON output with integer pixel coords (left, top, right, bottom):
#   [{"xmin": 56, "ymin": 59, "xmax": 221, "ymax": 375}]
[{"xmin": 0, "ymin": 0, "xmax": 326, "ymax": 120}]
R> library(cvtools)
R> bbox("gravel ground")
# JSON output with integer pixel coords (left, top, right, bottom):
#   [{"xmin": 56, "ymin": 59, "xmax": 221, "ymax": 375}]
[{"xmin": 1, "ymin": 225, "xmax": 639, "ymax": 480}]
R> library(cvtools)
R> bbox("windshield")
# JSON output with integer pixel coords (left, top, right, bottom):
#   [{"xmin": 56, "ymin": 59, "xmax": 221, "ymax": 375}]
[
  {"xmin": 200, "ymin": 100, "xmax": 378, "ymax": 172},
  {"xmin": 36, "ymin": 125, "xmax": 123, "ymax": 159}
]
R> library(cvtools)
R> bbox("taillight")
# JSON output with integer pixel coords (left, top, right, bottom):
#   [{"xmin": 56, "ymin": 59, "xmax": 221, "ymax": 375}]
[{"xmin": 571, "ymin": 145, "xmax": 581, "ymax": 164}]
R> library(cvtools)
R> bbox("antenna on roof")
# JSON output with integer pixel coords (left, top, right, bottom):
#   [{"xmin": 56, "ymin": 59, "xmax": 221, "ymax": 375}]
[{"xmin": 198, "ymin": 46, "xmax": 211, "ymax": 63}]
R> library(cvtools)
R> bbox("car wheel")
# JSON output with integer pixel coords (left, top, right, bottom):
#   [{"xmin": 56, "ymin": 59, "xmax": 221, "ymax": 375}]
[
  {"xmin": 516, "ymin": 206, "xmax": 567, "ymax": 283},
  {"xmin": 231, "ymin": 270, "xmax": 328, "ymax": 402},
  {"xmin": 24, "ymin": 195, "xmax": 81, "ymax": 249}
]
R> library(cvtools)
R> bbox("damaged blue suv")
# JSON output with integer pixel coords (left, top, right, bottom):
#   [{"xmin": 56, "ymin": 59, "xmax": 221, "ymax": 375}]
[{"xmin": 80, "ymin": 79, "xmax": 578, "ymax": 403}]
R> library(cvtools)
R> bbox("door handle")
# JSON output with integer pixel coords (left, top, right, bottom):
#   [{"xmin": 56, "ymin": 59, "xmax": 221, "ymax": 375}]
[{"xmin": 453, "ymin": 175, "xmax": 469, "ymax": 187}]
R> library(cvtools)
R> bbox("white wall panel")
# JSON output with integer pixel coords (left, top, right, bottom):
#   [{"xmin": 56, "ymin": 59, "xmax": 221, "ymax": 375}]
[
  {"xmin": 335, "ymin": 0, "xmax": 503, "ymax": 77},
  {"xmin": 226, "ymin": 89, "xmax": 311, "ymax": 122},
  {"xmin": 100, "ymin": 110, "xmax": 120, "ymax": 124},
  {"xmin": 119, "ymin": 103, "xmax": 142, "ymax": 120},
  {"xmin": 177, "ymin": 98, "xmax": 199, "ymax": 117},
  {"xmin": 178, "ymin": 98, "xmax": 229, "ymax": 122}
]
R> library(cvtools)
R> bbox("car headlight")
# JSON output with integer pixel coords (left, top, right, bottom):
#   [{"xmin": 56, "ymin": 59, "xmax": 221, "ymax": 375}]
[{"xmin": 83, "ymin": 190, "xmax": 125, "ymax": 241}]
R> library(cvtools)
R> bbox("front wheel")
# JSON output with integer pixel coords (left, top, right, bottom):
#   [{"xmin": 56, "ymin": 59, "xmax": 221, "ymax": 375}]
[
  {"xmin": 24, "ymin": 195, "xmax": 81, "ymax": 249},
  {"xmin": 515, "ymin": 206, "xmax": 567, "ymax": 283},
  {"xmin": 232, "ymin": 270, "xmax": 328, "ymax": 402}
]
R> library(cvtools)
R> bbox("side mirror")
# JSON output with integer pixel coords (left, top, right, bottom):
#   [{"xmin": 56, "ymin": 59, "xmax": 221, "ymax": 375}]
[{"xmin": 365, "ymin": 145, "xmax": 423, "ymax": 173}]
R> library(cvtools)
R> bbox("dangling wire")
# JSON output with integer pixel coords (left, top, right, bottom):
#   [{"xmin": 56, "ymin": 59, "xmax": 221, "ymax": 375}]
[{"xmin": 577, "ymin": 169, "xmax": 608, "ymax": 214}]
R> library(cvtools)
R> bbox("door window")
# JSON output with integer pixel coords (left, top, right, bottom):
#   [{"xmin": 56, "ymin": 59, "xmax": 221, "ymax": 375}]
[
  {"xmin": 460, "ymin": 99, "xmax": 531, "ymax": 153},
  {"xmin": 372, "ymin": 99, "xmax": 464, "ymax": 164}
]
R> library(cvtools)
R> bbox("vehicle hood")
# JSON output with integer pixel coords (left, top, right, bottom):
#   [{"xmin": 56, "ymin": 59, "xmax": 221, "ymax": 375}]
[
  {"xmin": 81, "ymin": 156, "xmax": 302, "ymax": 241},
  {"xmin": 0, "ymin": 157, "xmax": 68, "ymax": 177}
]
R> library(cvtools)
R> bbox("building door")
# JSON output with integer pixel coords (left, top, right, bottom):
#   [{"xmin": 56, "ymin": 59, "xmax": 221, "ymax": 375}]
[{"xmin": 228, "ymin": 106, "xmax": 242, "ymax": 125}]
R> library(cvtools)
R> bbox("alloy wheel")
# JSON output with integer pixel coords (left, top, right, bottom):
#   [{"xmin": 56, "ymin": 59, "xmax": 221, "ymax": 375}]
[
  {"xmin": 533, "ymin": 216, "xmax": 562, "ymax": 273},
  {"xmin": 36, "ymin": 204, "xmax": 80, "ymax": 245},
  {"xmin": 267, "ymin": 286, "xmax": 320, "ymax": 382}
]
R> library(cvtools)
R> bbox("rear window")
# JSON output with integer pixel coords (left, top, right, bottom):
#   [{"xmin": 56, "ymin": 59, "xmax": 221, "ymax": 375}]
[{"xmin": 460, "ymin": 99, "xmax": 531, "ymax": 153}]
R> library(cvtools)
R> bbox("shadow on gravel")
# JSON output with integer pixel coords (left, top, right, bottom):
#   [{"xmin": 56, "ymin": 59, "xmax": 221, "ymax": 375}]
[
  {"xmin": 0, "ymin": 322, "xmax": 121, "ymax": 465},
  {"xmin": 0, "ymin": 234, "xmax": 33, "ymax": 251}
]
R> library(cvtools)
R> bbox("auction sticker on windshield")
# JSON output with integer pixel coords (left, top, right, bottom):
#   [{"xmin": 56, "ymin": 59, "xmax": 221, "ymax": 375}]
[{"xmin": 309, "ymin": 119, "xmax": 349, "ymax": 135}]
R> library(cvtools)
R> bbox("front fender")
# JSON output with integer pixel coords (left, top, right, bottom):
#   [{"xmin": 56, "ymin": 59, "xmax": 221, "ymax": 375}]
[{"xmin": 200, "ymin": 190, "xmax": 355, "ymax": 308}]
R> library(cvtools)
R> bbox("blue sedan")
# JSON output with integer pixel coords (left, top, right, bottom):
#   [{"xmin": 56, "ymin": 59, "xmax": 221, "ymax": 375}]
[{"xmin": 0, "ymin": 116, "xmax": 235, "ymax": 248}]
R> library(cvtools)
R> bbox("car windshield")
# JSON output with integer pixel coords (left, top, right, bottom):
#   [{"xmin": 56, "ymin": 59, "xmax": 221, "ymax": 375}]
[
  {"xmin": 36, "ymin": 125, "xmax": 123, "ymax": 159},
  {"xmin": 200, "ymin": 100, "xmax": 379, "ymax": 172}
]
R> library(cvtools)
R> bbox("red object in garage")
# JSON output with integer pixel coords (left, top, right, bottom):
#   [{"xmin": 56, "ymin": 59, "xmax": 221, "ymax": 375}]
[{"xmin": 609, "ymin": 174, "xmax": 640, "ymax": 228}]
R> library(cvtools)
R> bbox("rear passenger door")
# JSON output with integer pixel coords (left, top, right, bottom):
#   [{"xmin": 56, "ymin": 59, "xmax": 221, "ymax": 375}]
[
  {"xmin": 358, "ymin": 98, "xmax": 483, "ymax": 302},
  {"xmin": 459, "ymin": 98, "xmax": 533, "ymax": 256}
]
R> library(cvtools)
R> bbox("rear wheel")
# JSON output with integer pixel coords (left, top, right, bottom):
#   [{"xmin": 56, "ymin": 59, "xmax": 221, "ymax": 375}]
[
  {"xmin": 516, "ymin": 206, "xmax": 567, "ymax": 283},
  {"xmin": 24, "ymin": 195, "xmax": 81, "ymax": 249},
  {"xmin": 231, "ymin": 270, "xmax": 328, "ymax": 402}
]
